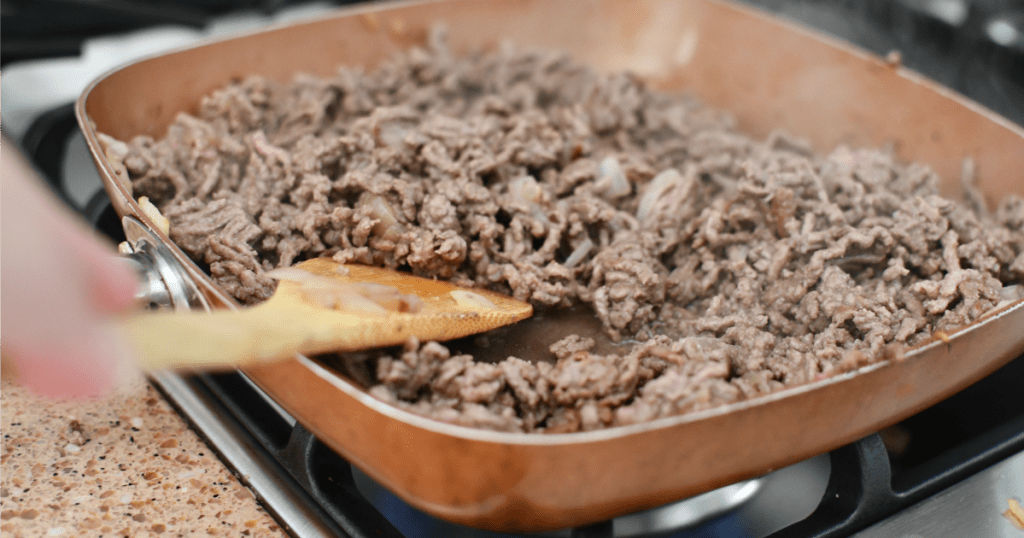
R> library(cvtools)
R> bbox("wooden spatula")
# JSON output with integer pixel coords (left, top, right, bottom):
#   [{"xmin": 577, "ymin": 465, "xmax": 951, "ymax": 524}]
[{"xmin": 117, "ymin": 259, "xmax": 533, "ymax": 370}]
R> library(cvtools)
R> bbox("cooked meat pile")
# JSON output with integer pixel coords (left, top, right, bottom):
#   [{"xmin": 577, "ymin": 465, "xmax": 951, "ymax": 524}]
[{"xmin": 102, "ymin": 30, "xmax": 1024, "ymax": 432}]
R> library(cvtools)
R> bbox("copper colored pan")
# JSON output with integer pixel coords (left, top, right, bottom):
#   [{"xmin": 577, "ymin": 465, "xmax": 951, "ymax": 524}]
[{"xmin": 76, "ymin": 0, "xmax": 1024, "ymax": 532}]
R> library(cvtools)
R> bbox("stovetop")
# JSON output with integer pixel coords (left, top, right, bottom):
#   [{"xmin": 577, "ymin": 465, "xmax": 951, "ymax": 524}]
[{"xmin": 3, "ymin": 1, "xmax": 1024, "ymax": 537}]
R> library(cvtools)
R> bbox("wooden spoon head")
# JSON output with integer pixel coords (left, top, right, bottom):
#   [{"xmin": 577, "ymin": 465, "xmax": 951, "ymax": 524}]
[{"xmin": 269, "ymin": 259, "xmax": 534, "ymax": 353}]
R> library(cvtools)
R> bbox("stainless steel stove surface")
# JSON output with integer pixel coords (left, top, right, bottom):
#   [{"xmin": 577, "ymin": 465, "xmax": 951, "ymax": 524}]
[{"xmin": 3, "ymin": 1, "xmax": 1023, "ymax": 537}]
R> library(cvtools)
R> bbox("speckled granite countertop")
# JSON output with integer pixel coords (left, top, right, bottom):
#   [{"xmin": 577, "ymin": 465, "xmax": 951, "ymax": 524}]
[{"xmin": 0, "ymin": 376, "xmax": 287, "ymax": 537}]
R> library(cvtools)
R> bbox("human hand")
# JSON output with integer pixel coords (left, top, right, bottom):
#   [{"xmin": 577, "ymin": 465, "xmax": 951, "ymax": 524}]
[{"xmin": 1, "ymin": 138, "xmax": 141, "ymax": 397}]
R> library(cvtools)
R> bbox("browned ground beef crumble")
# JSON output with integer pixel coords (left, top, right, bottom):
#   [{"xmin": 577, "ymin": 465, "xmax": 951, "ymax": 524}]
[{"xmin": 102, "ymin": 30, "xmax": 1024, "ymax": 432}]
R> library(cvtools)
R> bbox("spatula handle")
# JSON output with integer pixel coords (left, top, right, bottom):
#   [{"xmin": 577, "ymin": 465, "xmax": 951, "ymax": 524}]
[{"xmin": 116, "ymin": 306, "xmax": 313, "ymax": 370}]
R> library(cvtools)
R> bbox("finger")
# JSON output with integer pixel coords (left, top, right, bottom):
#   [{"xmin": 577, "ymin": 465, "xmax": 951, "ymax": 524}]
[
  {"xmin": 8, "ymin": 322, "xmax": 141, "ymax": 398},
  {"xmin": 64, "ymin": 225, "xmax": 140, "ymax": 315},
  {"xmin": 2, "ymin": 139, "xmax": 141, "ymax": 397}
]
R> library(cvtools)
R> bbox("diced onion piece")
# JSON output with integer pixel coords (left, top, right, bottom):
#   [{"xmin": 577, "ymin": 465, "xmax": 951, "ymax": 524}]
[
  {"xmin": 598, "ymin": 156, "xmax": 630, "ymax": 198},
  {"xmin": 268, "ymin": 269, "xmax": 378, "ymax": 312},
  {"xmin": 137, "ymin": 196, "xmax": 170, "ymax": 235},
  {"xmin": 352, "ymin": 282, "xmax": 397, "ymax": 296},
  {"xmin": 1004, "ymin": 498, "xmax": 1024, "ymax": 530},
  {"xmin": 267, "ymin": 266, "xmax": 422, "ymax": 314},
  {"xmin": 305, "ymin": 281, "xmax": 388, "ymax": 314},
  {"xmin": 999, "ymin": 284, "xmax": 1022, "ymax": 303},
  {"xmin": 980, "ymin": 284, "xmax": 1024, "ymax": 318},
  {"xmin": 365, "ymin": 293, "xmax": 424, "ymax": 314},
  {"xmin": 509, "ymin": 175, "xmax": 543, "ymax": 204},
  {"xmin": 366, "ymin": 195, "xmax": 398, "ymax": 226},
  {"xmin": 378, "ymin": 122, "xmax": 412, "ymax": 148},
  {"xmin": 251, "ymin": 130, "xmax": 291, "ymax": 165},
  {"xmin": 364, "ymin": 195, "xmax": 404, "ymax": 239},
  {"xmin": 636, "ymin": 168, "xmax": 682, "ymax": 221},
  {"xmin": 98, "ymin": 132, "xmax": 130, "ymax": 161},
  {"xmin": 267, "ymin": 267, "xmax": 324, "ymax": 283},
  {"xmin": 450, "ymin": 290, "xmax": 497, "ymax": 310},
  {"xmin": 563, "ymin": 237, "xmax": 593, "ymax": 269},
  {"xmin": 351, "ymin": 282, "xmax": 424, "ymax": 313},
  {"xmin": 328, "ymin": 292, "xmax": 389, "ymax": 315},
  {"xmin": 510, "ymin": 175, "xmax": 548, "ymax": 222}
]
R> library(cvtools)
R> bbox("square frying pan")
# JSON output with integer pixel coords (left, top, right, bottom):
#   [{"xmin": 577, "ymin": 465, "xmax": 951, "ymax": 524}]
[{"xmin": 76, "ymin": 0, "xmax": 1024, "ymax": 531}]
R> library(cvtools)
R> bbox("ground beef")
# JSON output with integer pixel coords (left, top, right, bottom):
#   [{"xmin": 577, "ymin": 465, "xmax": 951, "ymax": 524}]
[{"xmin": 104, "ymin": 29, "xmax": 1024, "ymax": 433}]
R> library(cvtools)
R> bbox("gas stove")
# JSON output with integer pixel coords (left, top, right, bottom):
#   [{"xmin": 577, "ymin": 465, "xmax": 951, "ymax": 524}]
[{"xmin": 3, "ymin": 1, "xmax": 1023, "ymax": 537}]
